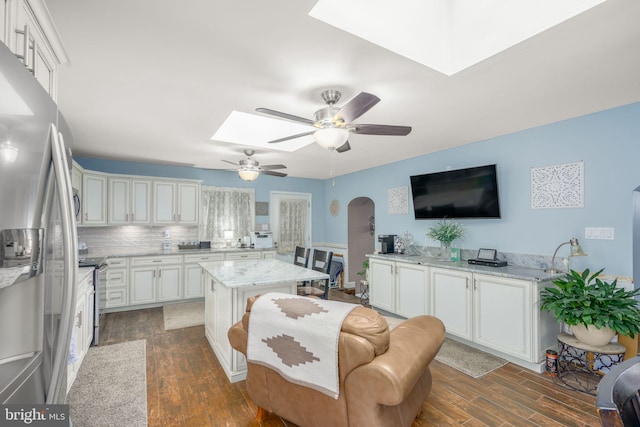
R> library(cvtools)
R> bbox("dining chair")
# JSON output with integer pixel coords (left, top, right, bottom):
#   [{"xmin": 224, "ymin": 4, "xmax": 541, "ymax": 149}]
[
  {"xmin": 302, "ymin": 249, "xmax": 333, "ymax": 299},
  {"xmin": 293, "ymin": 246, "xmax": 310, "ymax": 268}
]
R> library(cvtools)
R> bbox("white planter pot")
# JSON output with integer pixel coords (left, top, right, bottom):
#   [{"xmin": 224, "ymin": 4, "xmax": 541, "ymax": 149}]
[{"xmin": 570, "ymin": 324, "xmax": 616, "ymax": 347}]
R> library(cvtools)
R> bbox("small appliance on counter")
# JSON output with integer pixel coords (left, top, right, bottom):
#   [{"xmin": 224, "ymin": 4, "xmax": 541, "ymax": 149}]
[
  {"xmin": 467, "ymin": 248, "xmax": 507, "ymax": 267},
  {"xmin": 250, "ymin": 231, "xmax": 273, "ymax": 249},
  {"xmin": 378, "ymin": 235, "xmax": 396, "ymax": 254}
]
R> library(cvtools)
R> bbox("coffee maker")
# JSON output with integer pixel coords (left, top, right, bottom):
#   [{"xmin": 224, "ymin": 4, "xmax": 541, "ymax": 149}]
[{"xmin": 378, "ymin": 235, "xmax": 396, "ymax": 254}]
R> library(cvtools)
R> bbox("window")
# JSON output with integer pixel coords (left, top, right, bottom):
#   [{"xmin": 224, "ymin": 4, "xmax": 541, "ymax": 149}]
[
  {"xmin": 270, "ymin": 191, "xmax": 311, "ymax": 254},
  {"xmin": 201, "ymin": 186, "xmax": 255, "ymax": 244}
]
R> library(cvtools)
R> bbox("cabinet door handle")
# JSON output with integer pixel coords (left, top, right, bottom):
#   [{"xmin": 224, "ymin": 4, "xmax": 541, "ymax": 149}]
[
  {"xmin": 153, "ymin": 270, "xmax": 155, "ymax": 279},
  {"xmin": 473, "ymin": 278, "xmax": 477, "ymax": 290},
  {"xmin": 85, "ymin": 212, "xmax": 88, "ymax": 221},
  {"xmin": 131, "ymin": 213, "xmax": 135, "ymax": 221},
  {"xmin": 153, "ymin": 259, "xmax": 162, "ymax": 262},
  {"xmin": 158, "ymin": 269, "xmax": 162, "ymax": 278},
  {"xmin": 466, "ymin": 278, "xmax": 469, "ymax": 289},
  {"xmin": 76, "ymin": 310, "xmax": 82, "ymax": 327},
  {"xmin": 125, "ymin": 213, "xmax": 129, "ymax": 222},
  {"xmin": 211, "ymin": 279, "xmax": 215, "ymax": 292}
]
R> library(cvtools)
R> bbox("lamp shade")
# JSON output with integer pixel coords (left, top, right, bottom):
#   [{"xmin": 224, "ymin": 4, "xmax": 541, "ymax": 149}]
[
  {"xmin": 223, "ymin": 230, "xmax": 234, "ymax": 240},
  {"xmin": 314, "ymin": 128, "xmax": 349, "ymax": 150},
  {"xmin": 238, "ymin": 167, "xmax": 259, "ymax": 181}
]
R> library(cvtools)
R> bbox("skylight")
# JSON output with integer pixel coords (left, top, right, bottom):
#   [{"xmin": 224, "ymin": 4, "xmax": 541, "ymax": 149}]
[
  {"xmin": 309, "ymin": 0, "xmax": 607, "ymax": 76},
  {"xmin": 211, "ymin": 111, "xmax": 315, "ymax": 152}
]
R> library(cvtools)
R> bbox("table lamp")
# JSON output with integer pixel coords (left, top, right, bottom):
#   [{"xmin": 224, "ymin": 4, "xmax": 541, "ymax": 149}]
[
  {"xmin": 546, "ymin": 237, "xmax": 587, "ymax": 274},
  {"xmin": 223, "ymin": 230, "xmax": 234, "ymax": 248}
]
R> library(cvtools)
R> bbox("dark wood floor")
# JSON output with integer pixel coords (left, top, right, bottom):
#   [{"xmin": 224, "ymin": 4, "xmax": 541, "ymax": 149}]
[{"xmin": 99, "ymin": 290, "xmax": 601, "ymax": 427}]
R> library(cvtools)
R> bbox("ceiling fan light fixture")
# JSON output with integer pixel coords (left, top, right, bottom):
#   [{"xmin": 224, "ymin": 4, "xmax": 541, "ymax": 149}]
[
  {"xmin": 238, "ymin": 167, "xmax": 259, "ymax": 181},
  {"xmin": 314, "ymin": 127, "xmax": 349, "ymax": 150}
]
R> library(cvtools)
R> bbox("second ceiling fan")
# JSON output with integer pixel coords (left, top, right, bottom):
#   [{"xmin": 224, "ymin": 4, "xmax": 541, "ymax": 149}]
[{"xmin": 256, "ymin": 90, "xmax": 412, "ymax": 153}]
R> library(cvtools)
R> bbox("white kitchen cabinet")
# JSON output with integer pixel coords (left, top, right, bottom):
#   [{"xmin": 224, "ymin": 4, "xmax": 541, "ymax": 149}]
[
  {"xmin": 204, "ymin": 272, "xmax": 296, "ymax": 382},
  {"xmin": 153, "ymin": 180, "xmax": 200, "ymax": 225},
  {"xmin": 129, "ymin": 255, "xmax": 182, "ymax": 305},
  {"xmin": 473, "ymin": 274, "xmax": 533, "ymax": 361},
  {"xmin": 108, "ymin": 176, "xmax": 151, "ymax": 225},
  {"xmin": 67, "ymin": 268, "xmax": 94, "ymax": 391},
  {"xmin": 395, "ymin": 263, "xmax": 429, "ymax": 318},
  {"xmin": 105, "ymin": 258, "xmax": 128, "ymax": 309},
  {"xmin": 3, "ymin": 0, "xmax": 67, "ymax": 100},
  {"xmin": 183, "ymin": 253, "xmax": 224, "ymax": 299},
  {"xmin": 82, "ymin": 172, "xmax": 107, "ymax": 226},
  {"xmin": 369, "ymin": 258, "xmax": 395, "ymax": 312},
  {"xmin": 177, "ymin": 182, "xmax": 199, "ymax": 225},
  {"xmin": 369, "ymin": 258, "xmax": 428, "ymax": 316},
  {"xmin": 71, "ymin": 160, "xmax": 82, "ymax": 191},
  {"xmin": 430, "ymin": 267, "xmax": 473, "ymax": 340}
]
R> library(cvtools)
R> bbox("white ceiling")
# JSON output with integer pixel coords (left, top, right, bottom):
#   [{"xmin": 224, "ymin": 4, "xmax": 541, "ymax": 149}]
[{"xmin": 45, "ymin": 0, "xmax": 640, "ymax": 179}]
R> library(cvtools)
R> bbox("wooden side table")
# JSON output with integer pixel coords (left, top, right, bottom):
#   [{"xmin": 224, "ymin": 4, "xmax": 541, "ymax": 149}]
[{"xmin": 555, "ymin": 332, "xmax": 626, "ymax": 395}]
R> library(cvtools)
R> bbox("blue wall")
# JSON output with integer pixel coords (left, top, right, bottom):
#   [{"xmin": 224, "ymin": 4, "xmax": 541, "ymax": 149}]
[
  {"xmin": 324, "ymin": 101, "xmax": 640, "ymax": 277},
  {"xmin": 78, "ymin": 101, "xmax": 640, "ymax": 277},
  {"xmin": 74, "ymin": 158, "xmax": 326, "ymax": 241}
]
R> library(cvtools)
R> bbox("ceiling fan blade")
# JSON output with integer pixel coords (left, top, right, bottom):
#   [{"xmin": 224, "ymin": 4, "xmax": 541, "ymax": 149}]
[
  {"xmin": 336, "ymin": 141, "xmax": 351, "ymax": 153},
  {"xmin": 221, "ymin": 159, "xmax": 239, "ymax": 166},
  {"xmin": 268, "ymin": 130, "xmax": 315, "ymax": 144},
  {"xmin": 262, "ymin": 170, "xmax": 288, "ymax": 178},
  {"xmin": 351, "ymin": 124, "xmax": 412, "ymax": 136},
  {"xmin": 333, "ymin": 92, "xmax": 380, "ymax": 125},
  {"xmin": 260, "ymin": 164, "xmax": 287, "ymax": 170},
  {"xmin": 255, "ymin": 108, "xmax": 316, "ymax": 126}
]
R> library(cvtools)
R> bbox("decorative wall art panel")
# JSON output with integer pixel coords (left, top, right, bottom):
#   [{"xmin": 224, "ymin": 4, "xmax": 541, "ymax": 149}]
[
  {"xmin": 256, "ymin": 202, "xmax": 269, "ymax": 216},
  {"xmin": 531, "ymin": 161, "xmax": 584, "ymax": 209},
  {"xmin": 387, "ymin": 186, "xmax": 409, "ymax": 215}
]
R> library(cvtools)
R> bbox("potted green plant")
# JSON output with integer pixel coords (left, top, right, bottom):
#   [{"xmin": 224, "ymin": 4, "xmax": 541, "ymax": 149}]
[
  {"xmin": 357, "ymin": 260, "xmax": 369, "ymax": 281},
  {"xmin": 426, "ymin": 218, "xmax": 464, "ymax": 260},
  {"xmin": 540, "ymin": 268, "xmax": 640, "ymax": 346}
]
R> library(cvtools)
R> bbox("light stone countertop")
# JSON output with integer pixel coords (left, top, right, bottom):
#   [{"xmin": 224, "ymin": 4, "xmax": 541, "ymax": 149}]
[
  {"xmin": 367, "ymin": 253, "xmax": 564, "ymax": 282},
  {"xmin": 199, "ymin": 258, "xmax": 329, "ymax": 289},
  {"xmin": 80, "ymin": 247, "xmax": 275, "ymax": 262}
]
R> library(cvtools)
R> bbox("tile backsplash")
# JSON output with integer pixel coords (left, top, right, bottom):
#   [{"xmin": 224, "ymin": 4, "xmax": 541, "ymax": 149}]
[{"xmin": 77, "ymin": 226, "xmax": 199, "ymax": 257}]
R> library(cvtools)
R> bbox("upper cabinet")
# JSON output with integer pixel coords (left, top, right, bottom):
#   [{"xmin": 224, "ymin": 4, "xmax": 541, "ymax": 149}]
[
  {"xmin": 75, "ymin": 167, "xmax": 201, "ymax": 227},
  {"xmin": 108, "ymin": 177, "xmax": 152, "ymax": 225},
  {"xmin": 153, "ymin": 181, "xmax": 200, "ymax": 225},
  {"xmin": 3, "ymin": 0, "xmax": 69, "ymax": 100}
]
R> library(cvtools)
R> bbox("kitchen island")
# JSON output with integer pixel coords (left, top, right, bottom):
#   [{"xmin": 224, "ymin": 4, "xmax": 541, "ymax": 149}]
[{"xmin": 200, "ymin": 258, "xmax": 329, "ymax": 382}]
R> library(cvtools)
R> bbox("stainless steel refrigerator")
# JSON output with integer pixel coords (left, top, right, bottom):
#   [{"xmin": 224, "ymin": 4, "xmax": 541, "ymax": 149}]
[{"xmin": 0, "ymin": 42, "xmax": 77, "ymax": 405}]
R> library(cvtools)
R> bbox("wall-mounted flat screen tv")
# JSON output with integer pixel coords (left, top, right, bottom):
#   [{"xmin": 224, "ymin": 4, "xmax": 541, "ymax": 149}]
[{"xmin": 410, "ymin": 164, "xmax": 501, "ymax": 219}]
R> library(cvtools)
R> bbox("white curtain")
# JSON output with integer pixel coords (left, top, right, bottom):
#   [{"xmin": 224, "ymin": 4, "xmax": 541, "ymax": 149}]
[
  {"xmin": 201, "ymin": 186, "xmax": 255, "ymax": 245},
  {"xmin": 278, "ymin": 198, "xmax": 307, "ymax": 254}
]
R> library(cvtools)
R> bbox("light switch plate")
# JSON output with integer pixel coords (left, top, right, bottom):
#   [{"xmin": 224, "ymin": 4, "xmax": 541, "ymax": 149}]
[{"xmin": 585, "ymin": 227, "xmax": 614, "ymax": 240}]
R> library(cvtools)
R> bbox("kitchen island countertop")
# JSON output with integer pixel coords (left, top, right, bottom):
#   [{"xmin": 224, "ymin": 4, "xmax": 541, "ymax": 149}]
[{"xmin": 199, "ymin": 258, "xmax": 329, "ymax": 288}]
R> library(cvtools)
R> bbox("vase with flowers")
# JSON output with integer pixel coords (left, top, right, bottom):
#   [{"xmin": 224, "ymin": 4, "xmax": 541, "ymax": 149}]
[{"xmin": 426, "ymin": 218, "xmax": 464, "ymax": 260}]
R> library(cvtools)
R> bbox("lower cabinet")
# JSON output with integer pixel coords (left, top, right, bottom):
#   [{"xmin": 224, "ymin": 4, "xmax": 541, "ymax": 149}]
[
  {"xmin": 129, "ymin": 255, "xmax": 182, "ymax": 305},
  {"xmin": 102, "ymin": 250, "xmax": 278, "ymax": 311},
  {"xmin": 369, "ymin": 258, "xmax": 428, "ymax": 317},
  {"xmin": 430, "ymin": 267, "xmax": 473, "ymax": 340},
  {"xmin": 369, "ymin": 256, "xmax": 558, "ymax": 371},
  {"xmin": 67, "ymin": 269, "xmax": 95, "ymax": 391},
  {"xmin": 183, "ymin": 253, "xmax": 224, "ymax": 299},
  {"xmin": 204, "ymin": 273, "xmax": 296, "ymax": 383}
]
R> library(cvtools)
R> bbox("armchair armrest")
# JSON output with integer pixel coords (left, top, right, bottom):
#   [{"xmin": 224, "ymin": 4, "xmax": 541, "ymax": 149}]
[{"xmin": 345, "ymin": 315, "xmax": 445, "ymax": 406}]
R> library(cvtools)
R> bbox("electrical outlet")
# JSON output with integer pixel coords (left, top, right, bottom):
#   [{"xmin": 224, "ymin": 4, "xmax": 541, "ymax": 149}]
[{"xmin": 585, "ymin": 227, "xmax": 614, "ymax": 240}]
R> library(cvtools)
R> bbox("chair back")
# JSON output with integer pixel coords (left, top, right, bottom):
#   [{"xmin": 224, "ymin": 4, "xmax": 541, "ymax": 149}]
[
  {"xmin": 293, "ymin": 246, "xmax": 310, "ymax": 268},
  {"xmin": 311, "ymin": 249, "xmax": 333, "ymax": 274},
  {"xmin": 596, "ymin": 355, "xmax": 640, "ymax": 426}
]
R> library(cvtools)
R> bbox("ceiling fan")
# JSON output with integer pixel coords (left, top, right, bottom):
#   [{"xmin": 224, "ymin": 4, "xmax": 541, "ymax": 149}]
[
  {"xmin": 255, "ymin": 90, "xmax": 412, "ymax": 153},
  {"xmin": 222, "ymin": 149, "xmax": 287, "ymax": 181}
]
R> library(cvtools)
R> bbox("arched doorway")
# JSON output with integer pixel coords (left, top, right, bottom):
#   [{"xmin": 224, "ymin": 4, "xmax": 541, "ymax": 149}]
[{"xmin": 347, "ymin": 197, "xmax": 375, "ymax": 294}]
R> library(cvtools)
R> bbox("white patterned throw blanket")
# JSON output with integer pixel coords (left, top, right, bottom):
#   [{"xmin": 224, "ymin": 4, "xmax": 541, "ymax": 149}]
[{"xmin": 247, "ymin": 293, "xmax": 358, "ymax": 399}]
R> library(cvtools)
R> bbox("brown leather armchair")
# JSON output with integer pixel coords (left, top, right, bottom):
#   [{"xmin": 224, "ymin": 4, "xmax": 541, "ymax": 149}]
[{"xmin": 228, "ymin": 295, "xmax": 446, "ymax": 427}]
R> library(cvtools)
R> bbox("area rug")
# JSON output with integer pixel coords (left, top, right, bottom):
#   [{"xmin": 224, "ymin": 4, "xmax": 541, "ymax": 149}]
[
  {"xmin": 69, "ymin": 339, "xmax": 147, "ymax": 427},
  {"xmin": 163, "ymin": 300, "xmax": 205, "ymax": 330},
  {"xmin": 383, "ymin": 315, "xmax": 507, "ymax": 378}
]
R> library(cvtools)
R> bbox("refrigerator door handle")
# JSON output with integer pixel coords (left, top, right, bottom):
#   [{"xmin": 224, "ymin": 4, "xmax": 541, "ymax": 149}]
[{"xmin": 46, "ymin": 124, "xmax": 78, "ymax": 404}]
